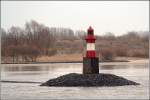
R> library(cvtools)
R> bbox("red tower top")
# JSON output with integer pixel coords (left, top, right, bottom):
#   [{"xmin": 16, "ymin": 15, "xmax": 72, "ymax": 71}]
[
  {"xmin": 87, "ymin": 26, "xmax": 94, "ymax": 35},
  {"xmin": 85, "ymin": 26, "xmax": 96, "ymax": 43}
]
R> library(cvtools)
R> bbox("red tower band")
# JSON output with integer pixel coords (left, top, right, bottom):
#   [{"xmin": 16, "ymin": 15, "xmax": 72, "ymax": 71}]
[{"xmin": 85, "ymin": 26, "xmax": 96, "ymax": 58}]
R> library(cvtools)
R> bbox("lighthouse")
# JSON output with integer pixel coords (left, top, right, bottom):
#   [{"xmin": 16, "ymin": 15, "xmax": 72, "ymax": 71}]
[{"xmin": 83, "ymin": 26, "xmax": 99, "ymax": 74}]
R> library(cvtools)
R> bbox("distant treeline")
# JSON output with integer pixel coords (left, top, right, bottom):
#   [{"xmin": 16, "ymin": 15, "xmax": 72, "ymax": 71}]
[{"xmin": 1, "ymin": 20, "xmax": 149, "ymax": 63}]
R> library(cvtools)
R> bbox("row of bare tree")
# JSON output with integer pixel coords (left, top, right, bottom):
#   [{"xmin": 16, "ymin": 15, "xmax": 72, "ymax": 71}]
[
  {"xmin": 96, "ymin": 31, "xmax": 149, "ymax": 60},
  {"xmin": 1, "ymin": 20, "xmax": 86, "ymax": 63},
  {"xmin": 1, "ymin": 20, "xmax": 149, "ymax": 63}
]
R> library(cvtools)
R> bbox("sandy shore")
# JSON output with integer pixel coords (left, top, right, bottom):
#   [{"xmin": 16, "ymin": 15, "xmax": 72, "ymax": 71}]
[
  {"xmin": 1, "ymin": 54, "xmax": 149, "ymax": 64},
  {"xmin": 37, "ymin": 55, "xmax": 148, "ymax": 63},
  {"xmin": 37, "ymin": 54, "xmax": 83, "ymax": 62}
]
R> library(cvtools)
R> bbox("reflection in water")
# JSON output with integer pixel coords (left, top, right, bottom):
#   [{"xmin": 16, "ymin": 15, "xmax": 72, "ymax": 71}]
[
  {"xmin": 1, "ymin": 63, "xmax": 148, "ymax": 79},
  {"xmin": 2, "ymin": 64, "xmax": 81, "ymax": 72},
  {"xmin": 1, "ymin": 63, "xmax": 148, "ymax": 72},
  {"xmin": 3, "ymin": 66, "xmax": 47, "ymax": 71},
  {"xmin": 6, "ymin": 72, "xmax": 47, "ymax": 76},
  {"xmin": 100, "ymin": 64, "xmax": 148, "ymax": 70},
  {"xmin": 100, "ymin": 65, "xmax": 129, "ymax": 70}
]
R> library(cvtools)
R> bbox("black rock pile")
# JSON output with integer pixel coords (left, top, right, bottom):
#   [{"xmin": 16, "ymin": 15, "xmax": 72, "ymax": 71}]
[{"xmin": 40, "ymin": 73, "xmax": 139, "ymax": 87}]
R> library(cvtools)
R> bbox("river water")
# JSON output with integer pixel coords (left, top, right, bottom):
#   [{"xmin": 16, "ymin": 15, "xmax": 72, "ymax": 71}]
[{"xmin": 1, "ymin": 62, "xmax": 149, "ymax": 99}]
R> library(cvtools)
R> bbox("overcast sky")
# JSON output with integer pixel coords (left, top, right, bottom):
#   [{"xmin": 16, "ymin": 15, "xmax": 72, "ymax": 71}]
[{"xmin": 1, "ymin": 1, "xmax": 149, "ymax": 36}]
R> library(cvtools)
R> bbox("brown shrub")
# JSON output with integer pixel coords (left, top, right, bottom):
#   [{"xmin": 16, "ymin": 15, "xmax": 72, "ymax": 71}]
[
  {"xmin": 47, "ymin": 48, "xmax": 57, "ymax": 56},
  {"xmin": 98, "ymin": 48, "xmax": 116, "ymax": 61},
  {"xmin": 114, "ymin": 47, "xmax": 128, "ymax": 57},
  {"xmin": 127, "ymin": 49, "xmax": 149, "ymax": 58}
]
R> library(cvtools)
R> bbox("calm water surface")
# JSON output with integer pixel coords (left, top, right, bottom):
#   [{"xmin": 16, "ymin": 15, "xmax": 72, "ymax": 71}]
[{"xmin": 1, "ymin": 62, "xmax": 149, "ymax": 99}]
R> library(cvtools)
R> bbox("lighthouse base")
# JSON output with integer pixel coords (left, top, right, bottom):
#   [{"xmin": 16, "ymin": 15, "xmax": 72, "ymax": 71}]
[{"xmin": 83, "ymin": 57, "xmax": 99, "ymax": 74}]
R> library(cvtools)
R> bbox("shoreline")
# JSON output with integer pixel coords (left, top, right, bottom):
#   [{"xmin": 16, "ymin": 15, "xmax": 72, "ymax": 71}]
[
  {"xmin": 1, "ymin": 60, "xmax": 129, "ymax": 64},
  {"xmin": 2, "ymin": 60, "xmax": 149, "ymax": 64},
  {"xmin": 1, "ymin": 57, "xmax": 149, "ymax": 64}
]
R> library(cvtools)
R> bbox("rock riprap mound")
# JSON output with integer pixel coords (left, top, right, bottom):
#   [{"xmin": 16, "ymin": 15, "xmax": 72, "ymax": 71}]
[{"xmin": 40, "ymin": 73, "xmax": 139, "ymax": 87}]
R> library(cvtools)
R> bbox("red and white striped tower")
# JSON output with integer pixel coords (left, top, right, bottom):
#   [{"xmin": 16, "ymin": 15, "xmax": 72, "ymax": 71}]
[
  {"xmin": 85, "ymin": 26, "xmax": 96, "ymax": 58},
  {"xmin": 83, "ymin": 26, "xmax": 99, "ymax": 74}
]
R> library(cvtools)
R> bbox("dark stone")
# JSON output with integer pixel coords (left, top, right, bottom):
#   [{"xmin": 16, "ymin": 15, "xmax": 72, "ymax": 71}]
[
  {"xmin": 83, "ymin": 57, "xmax": 99, "ymax": 74},
  {"xmin": 40, "ymin": 73, "xmax": 139, "ymax": 87}
]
